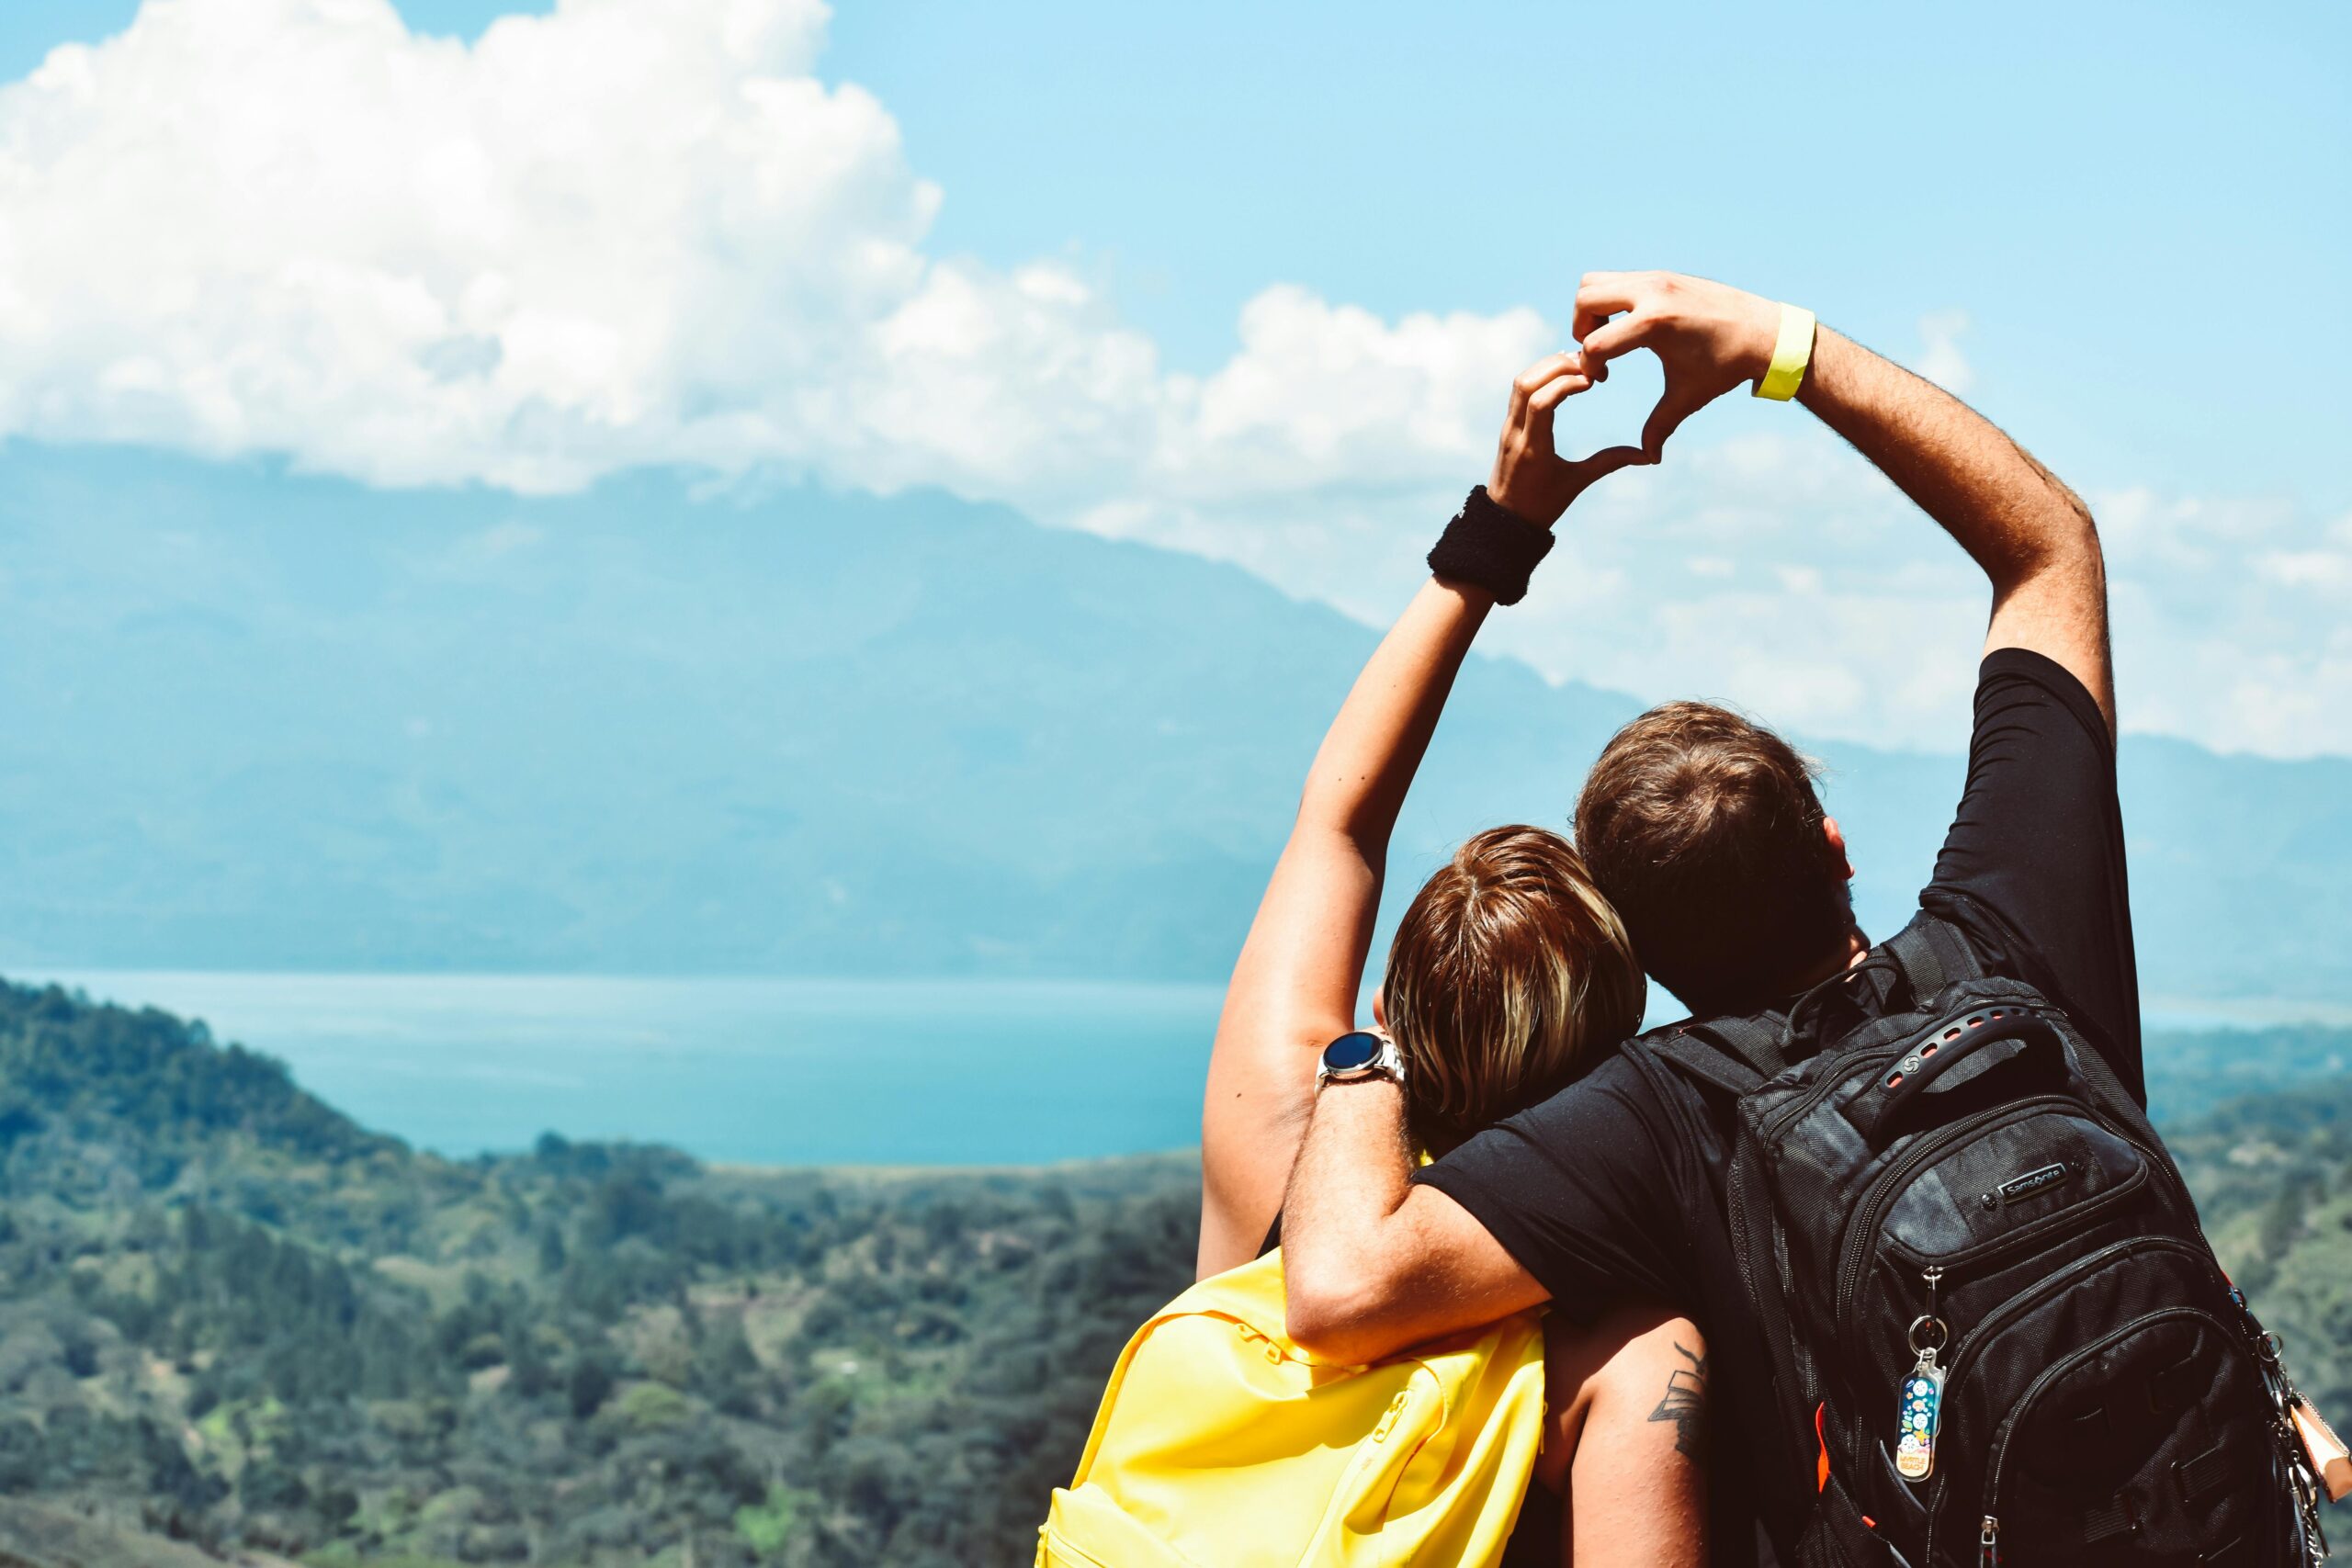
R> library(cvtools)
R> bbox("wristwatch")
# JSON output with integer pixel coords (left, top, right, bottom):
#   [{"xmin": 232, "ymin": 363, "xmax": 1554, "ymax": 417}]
[{"xmin": 1317, "ymin": 1030, "xmax": 1406, "ymax": 1089}]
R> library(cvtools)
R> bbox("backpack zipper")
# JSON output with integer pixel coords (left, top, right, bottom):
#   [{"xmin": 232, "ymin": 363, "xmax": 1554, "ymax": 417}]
[
  {"xmin": 1883, "ymin": 1159, "xmax": 2153, "ymax": 1282},
  {"xmin": 1833, "ymin": 1090, "xmax": 2188, "ymax": 1337},
  {"xmin": 1757, "ymin": 1043, "xmax": 1902, "ymax": 1147},
  {"xmin": 1931, "ymin": 1235, "xmax": 2213, "ymax": 1404},
  {"xmin": 1914, "ymin": 1239, "xmax": 2215, "ymax": 1555},
  {"xmin": 1830, "ymin": 1096, "xmax": 2077, "ymax": 1327},
  {"xmin": 1963, "ymin": 1305, "xmax": 2238, "ymax": 1566}
]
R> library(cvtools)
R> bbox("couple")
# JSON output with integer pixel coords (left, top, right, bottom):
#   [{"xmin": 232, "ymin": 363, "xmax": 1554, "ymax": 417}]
[{"xmin": 1193, "ymin": 271, "xmax": 2267, "ymax": 1566}]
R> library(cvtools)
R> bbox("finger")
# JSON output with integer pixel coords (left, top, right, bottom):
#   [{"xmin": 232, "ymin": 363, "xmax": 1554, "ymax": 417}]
[
  {"xmin": 1578, "ymin": 310, "xmax": 1663, "ymax": 369},
  {"xmin": 1576, "ymin": 443, "xmax": 1650, "ymax": 478},
  {"xmin": 1641, "ymin": 378, "xmax": 1716, "ymax": 459},
  {"xmin": 1557, "ymin": 444, "xmax": 1650, "ymax": 504},
  {"xmin": 1509, "ymin": 352, "xmax": 1582, "ymax": 412},
  {"xmin": 1521, "ymin": 371, "xmax": 1592, "ymax": 457},
  {"xmin": 1570, "ymin": 300, "xmax": 1623, "ymax": 357},
  {"xmin": 1571, "ymin": 271, "xmax": 1644, "ymax": 343},
  {"xmin": 1525, "ymin": 371, "xmax": 1594, "ymax": 417},
  {"xmin": 1574, "ymin": 271, "xmax": 1643, "ymax": 314}
]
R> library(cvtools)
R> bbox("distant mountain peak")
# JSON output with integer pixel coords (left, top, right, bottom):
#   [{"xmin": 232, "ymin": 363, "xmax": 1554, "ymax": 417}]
[{"xmin": 0, "ymin": 447, "xmax": 2345, "ymax": 1002}]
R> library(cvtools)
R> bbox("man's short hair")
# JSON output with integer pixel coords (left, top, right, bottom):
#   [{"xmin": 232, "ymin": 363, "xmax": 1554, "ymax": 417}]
[{"xmin": 1573, "ymin": 702, "xmax": 1851, "ymax": 1013}]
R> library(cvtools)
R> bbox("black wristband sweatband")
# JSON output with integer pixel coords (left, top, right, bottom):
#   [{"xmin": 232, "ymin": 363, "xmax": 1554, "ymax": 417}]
[{"xmin": 1427, "ymin": 487, "xmax": 1554, "ymax": 605}]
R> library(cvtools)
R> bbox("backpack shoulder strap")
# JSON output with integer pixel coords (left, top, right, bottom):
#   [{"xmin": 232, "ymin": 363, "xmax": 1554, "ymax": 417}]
[
  {"xmin": 1883, "ymin": 908, "xmax": 1984, "ymax": 998},
  {"xmin": 1689, "ymin": 1013, "xmax": 1790, "ymax": 1079},
  {"xmin": 1635, "ymin": 1018, "xmax": 1779, "ymax": 1097}
]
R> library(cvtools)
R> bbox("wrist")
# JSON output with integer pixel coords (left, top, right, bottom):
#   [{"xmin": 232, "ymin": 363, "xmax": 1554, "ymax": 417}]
[
  {"xmin": 1481, "ymin": 479, "xmax": 1549, "ymax": 531},
  {"xmin": 1733, "ymin": 292, "xmax": 1784, "ymax": 384},
  {"xmin": 1320, "ymin": 1072, "xmax": 1407, "ymax": 1097},
  {"xmin": 1317, "ymin": 1030, "xmax": 1407, "ymax": 1091},
  {"xmin": 1427, "ymin": 488, "xmax": 1555, "ymax": 606},
  {"xmin": 1792, "ymin": 324, "xmax": 1841, "ymax": 410}
]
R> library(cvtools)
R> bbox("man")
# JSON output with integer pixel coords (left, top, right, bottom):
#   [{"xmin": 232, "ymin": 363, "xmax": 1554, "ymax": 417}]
[{"xmin": 1280, "ymin": 271, "xmax": 2128, "ymax": 1565}]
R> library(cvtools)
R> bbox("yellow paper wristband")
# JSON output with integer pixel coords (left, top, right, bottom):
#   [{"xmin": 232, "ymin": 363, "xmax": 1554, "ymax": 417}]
[{"xmin": 1754, "ymin": 303, "xmax": 1816, "ymax": 401}]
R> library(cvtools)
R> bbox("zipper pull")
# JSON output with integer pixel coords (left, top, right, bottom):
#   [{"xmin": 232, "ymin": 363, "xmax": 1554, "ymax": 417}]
[{"xmin": 1980, "ymin": 1516, "xmax": 2000, "ymax": 1566}]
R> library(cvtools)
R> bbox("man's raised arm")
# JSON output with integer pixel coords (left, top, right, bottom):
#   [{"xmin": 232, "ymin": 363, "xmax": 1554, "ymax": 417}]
[{"xmin": 1576, "ymin": 272, "xmax": 2113, "ymax": 735}]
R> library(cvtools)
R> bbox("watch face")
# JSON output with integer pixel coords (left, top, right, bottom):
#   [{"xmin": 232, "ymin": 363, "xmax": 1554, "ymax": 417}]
[{"xmin": 1322, "ymin": 1031, "xmax": 1384, "ymax": 1074}]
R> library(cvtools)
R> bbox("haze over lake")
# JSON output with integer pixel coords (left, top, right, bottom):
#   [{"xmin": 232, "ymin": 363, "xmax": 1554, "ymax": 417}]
[
  {"xmin": 32, "ymin": 970, "xmax": 2351, "ymax": 1167},
  {"xmin": 38, "ymin": 971, "xmax": 1224, "ymax": 1167}
]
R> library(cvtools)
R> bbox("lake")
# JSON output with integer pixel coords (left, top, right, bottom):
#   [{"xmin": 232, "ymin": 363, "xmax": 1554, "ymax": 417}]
[
  {"xmin": 36, "ymin": 971, "xmax": 1226, "ymax": 1167},
  {"xmin": 28, "ymin": 970, "xmax": 2346, "ymax": 1166}
]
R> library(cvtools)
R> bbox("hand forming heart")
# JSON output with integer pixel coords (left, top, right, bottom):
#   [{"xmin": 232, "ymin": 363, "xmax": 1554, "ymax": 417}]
[
  {"xmin": 1573, "ymin": 271, "xmax": 1785, "ymax": 459},
  {"xmin": 1487, "ymin": 272, "xmax": 1790, "ymax": 529},
  {"xmin": 1484, "ymin": 351, "xmax": 1649, "ymax": 529}
]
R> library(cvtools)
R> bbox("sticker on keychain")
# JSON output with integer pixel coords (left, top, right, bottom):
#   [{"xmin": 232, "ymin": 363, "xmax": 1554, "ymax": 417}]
[{"xmin": 1895, "ymin": 1357, "xmax": 1945, "ymax": 1482}]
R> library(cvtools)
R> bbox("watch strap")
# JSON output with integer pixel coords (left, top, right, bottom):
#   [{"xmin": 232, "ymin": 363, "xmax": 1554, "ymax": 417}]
[{"xmin": 1317, "ymin": 1034, "xmax": 1406, "ymax": 1089}]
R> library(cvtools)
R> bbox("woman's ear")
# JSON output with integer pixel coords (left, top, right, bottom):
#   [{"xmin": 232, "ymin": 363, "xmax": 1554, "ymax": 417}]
[{"xmin": 1372, "ymin": 988, "xmax": 1389, "ymax": 1032}]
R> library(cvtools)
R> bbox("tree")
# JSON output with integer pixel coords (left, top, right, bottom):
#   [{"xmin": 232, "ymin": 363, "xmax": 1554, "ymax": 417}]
[{"xmin": 569, "ymin": 1352, "xmax": 617, "ymax": 1420}]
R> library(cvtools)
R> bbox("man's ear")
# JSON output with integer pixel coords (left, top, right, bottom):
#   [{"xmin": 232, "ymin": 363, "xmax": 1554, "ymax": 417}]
[{"xmin": 1822, "ymin": 815, "xmax": 1855, "ymax": 882}]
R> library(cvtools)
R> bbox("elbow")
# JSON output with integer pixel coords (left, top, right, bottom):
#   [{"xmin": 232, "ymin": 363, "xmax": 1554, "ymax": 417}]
[
  {"xmin": 1283, "ymin": 1265, "xmax": 1393, "ymax": 1365},
  {"xmin": 2044, "ymin": 478, "xmax": 2102, "ymax": 567},
  {"xmin": 2057, "ymin": 490, "xmax": 2103, "ymax": 580},
  {"xmin": 1998, "ymin": 489, "xmax": 2104, "ymax": 598},
  {"xmin": 1291, "ymin": 789, "xmax": 1382, "ymax": 857}
]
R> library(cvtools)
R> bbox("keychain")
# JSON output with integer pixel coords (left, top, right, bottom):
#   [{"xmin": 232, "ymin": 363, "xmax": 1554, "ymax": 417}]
[{"xmin": 1896, "ymin": 1268, "xmax": 1948, "ymax": 1483}]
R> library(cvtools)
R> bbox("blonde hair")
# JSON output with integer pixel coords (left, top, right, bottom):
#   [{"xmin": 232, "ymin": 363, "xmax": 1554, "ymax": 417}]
[{"xmin": 1381, "ymin": 826, "xmax": 1645, "ymax": 1150}]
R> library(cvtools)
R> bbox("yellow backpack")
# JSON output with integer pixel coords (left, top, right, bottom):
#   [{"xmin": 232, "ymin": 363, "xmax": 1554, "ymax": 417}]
[{"xmin": 1036, "ymin": 1247, "xmax": 1548, "ymax": 1567}]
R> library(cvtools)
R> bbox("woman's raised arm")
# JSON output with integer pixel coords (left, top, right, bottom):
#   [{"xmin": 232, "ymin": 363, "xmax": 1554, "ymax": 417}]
[{"xmin": 1195, "ymin": 351, "xmax": 1642, "ymax": 1277}]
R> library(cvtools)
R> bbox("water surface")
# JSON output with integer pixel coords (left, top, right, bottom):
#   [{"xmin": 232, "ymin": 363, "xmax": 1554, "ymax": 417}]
[
  {"xmin": 39, "ymin": 971, "xmax": 1224, "ymax": 1167},
  {"xmin": 29, "ymin": 970, "xmax": 2338, "ymax": 1165}
]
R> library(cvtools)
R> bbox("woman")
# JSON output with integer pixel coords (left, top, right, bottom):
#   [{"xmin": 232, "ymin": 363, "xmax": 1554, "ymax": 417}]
[{"xmin": 1197, "ymin": 352, "xmax": 1707, "ymax": 1566}]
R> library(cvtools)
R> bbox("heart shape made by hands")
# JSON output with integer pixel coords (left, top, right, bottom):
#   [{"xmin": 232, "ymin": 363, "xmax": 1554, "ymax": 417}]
[{"xmin": 1554, "ymin": 345, "xmax": 1669, "ymax": 466}]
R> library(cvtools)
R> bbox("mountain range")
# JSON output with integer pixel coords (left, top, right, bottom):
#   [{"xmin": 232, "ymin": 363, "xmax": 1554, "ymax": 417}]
[{"xmin": 0, "ymin": 443, "xmax": 2346, "ymax": 1004}]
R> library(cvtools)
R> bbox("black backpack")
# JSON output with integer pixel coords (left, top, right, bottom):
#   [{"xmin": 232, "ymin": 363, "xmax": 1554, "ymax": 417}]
[{"xmin": 1635, "ymin": 912, "xmax": 2330, "ymax": 1567}]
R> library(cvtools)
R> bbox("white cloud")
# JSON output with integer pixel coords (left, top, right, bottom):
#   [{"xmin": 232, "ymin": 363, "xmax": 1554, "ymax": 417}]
[
  {"xmin": 1913, "ymin": 309, "xmax": 1973, "ymax": 394},
  {"xmin": 0, "ymin": 0, "xmax": 1526, "ymax": 514},
  {"xmin": 1154, "ymin": 288, "xmax": 1547, "ymax": 499},
  {"xmin": 2256, "ymin": 550, "xmax": 2352, "ymax": 592},
  {"xmin": 0, "ymin": 0, "xmax": 1173, "ymax": 496},
  {"xmin": 0, "ymin": 0, "xmax": 2344, "ymax": 758},
  {"xmin": 2101, "ymin": 503, "xmax": 2352, "ymax": 756},
  {"xmin": 1465, "ymin": 425, "xmax": 1997, "ymax": 749}
]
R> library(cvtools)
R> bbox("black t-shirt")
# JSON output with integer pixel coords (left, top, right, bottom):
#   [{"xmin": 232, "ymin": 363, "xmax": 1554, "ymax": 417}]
[{"xmin": 1418, "ymin": 649, "xmax": 2138, "ymax": 1567}]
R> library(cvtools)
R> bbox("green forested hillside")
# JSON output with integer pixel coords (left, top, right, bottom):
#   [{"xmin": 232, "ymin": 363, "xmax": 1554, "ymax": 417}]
[
  {"xmin": 2165, "ymin": 1077, "xmax": 2352, "ymax": 1453},
  {"xmin": 0, "ymin": 979, "xmax": 1197, "ymax": 1565},
  {"xmin": 0, "ymin": 977, "xmax": 2343, "ymax": 1566}
]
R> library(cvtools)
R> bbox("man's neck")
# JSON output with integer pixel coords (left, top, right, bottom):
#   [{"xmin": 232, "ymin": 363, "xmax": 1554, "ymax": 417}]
[
  {"xmin": 1690, "ymin": 927, "xmax": 1873, "ymax": 1019},
  {"xmin": 1779, "ymin": 925, "xmax": 1872, "ymax": 999}
]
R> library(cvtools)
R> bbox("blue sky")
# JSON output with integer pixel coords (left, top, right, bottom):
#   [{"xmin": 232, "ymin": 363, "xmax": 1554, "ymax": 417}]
[
  {"xmin": 75, "ymin": 0, "xmax": 2329, "ymax": 503},
  {"xmin": 829, "ymin": 0, "xmax": 2350, "ymax": 495},
  {"xmin": 6, "ymin": 0, "xmax": 2345, "ymax": 494},
  {"xmin": 0, "ymin": 0, "xmax": 2346, "ymax": 753}
]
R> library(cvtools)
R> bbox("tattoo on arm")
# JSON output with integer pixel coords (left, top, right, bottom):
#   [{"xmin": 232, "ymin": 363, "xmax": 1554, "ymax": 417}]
[{"xmin": 1647, "ymin": 1341, "xmax": 1708, "ymax": 1461}]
